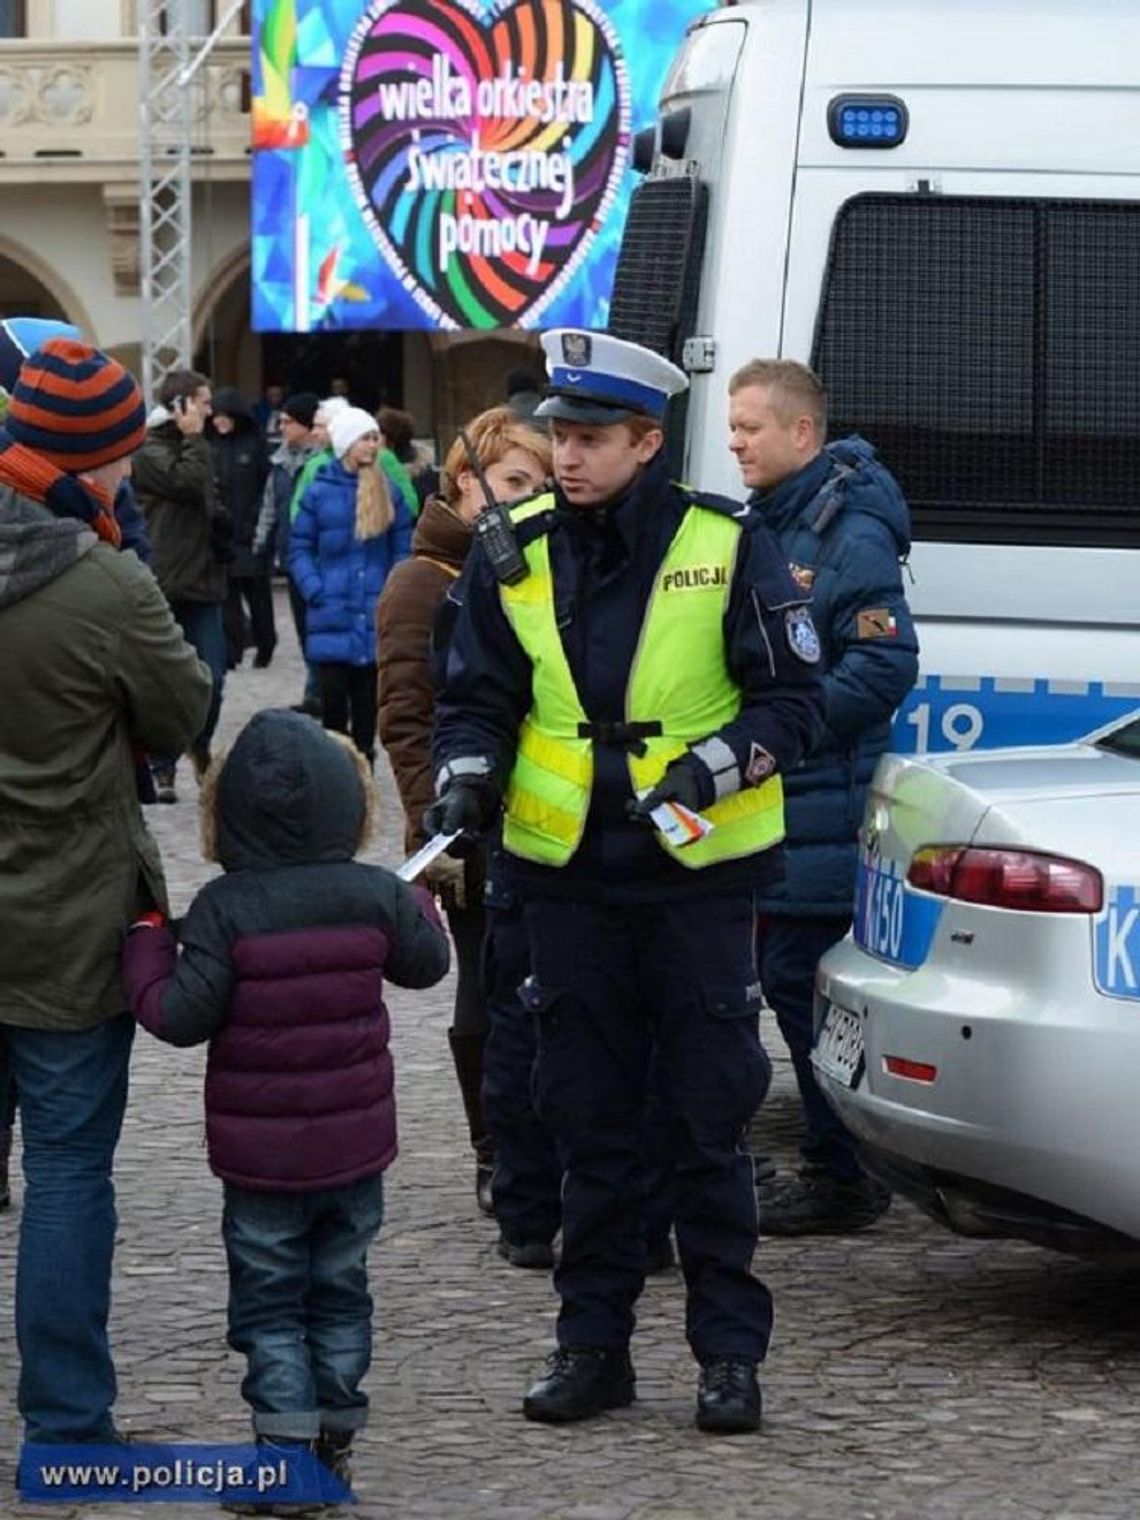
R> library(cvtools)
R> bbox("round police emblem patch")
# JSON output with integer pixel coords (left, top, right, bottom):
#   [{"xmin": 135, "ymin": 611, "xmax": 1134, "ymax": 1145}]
[{"xmin": 785, "ymin": 606, "xmax": 821, "ymax": 664}]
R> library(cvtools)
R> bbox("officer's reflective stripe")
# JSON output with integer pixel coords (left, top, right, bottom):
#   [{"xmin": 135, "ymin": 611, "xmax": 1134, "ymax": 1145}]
[
  {"xmin": 504, "ymin": 755, "xmax": 584, "ymax": 855},
  {"xmin": 517, "ymin": 721, "xmax": 592, "ymax": 786},
  {"xmin": 498, "ymin": 496, "xmax": 785, "ymax": 869}
]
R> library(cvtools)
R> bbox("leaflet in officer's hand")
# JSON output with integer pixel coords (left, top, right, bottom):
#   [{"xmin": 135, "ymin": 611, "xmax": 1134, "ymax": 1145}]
[
  {"xmin": 396, "ymin": 832, "xmax": 461, "ymax": 882},
  {"xmin": 639, "ymin": 793, "xmax": 715, "ymax": 847}
]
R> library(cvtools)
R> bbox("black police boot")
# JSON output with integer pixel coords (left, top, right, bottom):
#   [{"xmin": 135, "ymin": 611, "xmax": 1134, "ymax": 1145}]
[
  {"xmin": 758, "ymin": 1166, "xmax": 891, "ymax": 1236},
  {"xmin": 696, "ymin": 1358, "xmax": 762, "ymax": 1434},
  {"xmin": 522, "ymin": 1347, "xmax": 635, "ymax": 1424},
  {"xmin": 447, "ymin": 1028, "xmax": 496, "ymax": 1217},
  {"xmin": 475, "ymin": 1138, "xmax": 496, "ymax": 1218},
  {"xmin": 497, "ymin": 1234, "xmax": 555, "ymax": 1270}
]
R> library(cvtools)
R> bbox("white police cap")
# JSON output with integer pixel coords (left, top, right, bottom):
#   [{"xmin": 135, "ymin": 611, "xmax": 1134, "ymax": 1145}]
[{"xmin": 535, "ymin": 329, "xmax": 689, "ymax": 425}]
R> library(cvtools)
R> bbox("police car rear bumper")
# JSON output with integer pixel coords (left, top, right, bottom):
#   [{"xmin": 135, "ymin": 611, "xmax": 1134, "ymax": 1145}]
[{"xmin": 813, "ymin": 931, "xmax": 1140, "ymax": 1245}]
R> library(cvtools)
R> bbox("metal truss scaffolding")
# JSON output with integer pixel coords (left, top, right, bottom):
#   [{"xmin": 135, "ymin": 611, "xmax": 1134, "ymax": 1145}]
[{"xmin": 138, "ymin": 0, "xmax": 243, "ymax": 407}]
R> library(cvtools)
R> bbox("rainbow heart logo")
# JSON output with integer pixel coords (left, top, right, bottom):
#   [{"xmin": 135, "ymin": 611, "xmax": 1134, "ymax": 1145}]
[{"xmin": 339, "ymin": 0, "xmax": 631, "ymax": 329}]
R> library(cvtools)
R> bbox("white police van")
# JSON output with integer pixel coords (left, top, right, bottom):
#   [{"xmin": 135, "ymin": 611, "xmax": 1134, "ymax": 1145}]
[{"xmin": 609, "ymin": 0, "xmax": 1140, "ymax": 754}]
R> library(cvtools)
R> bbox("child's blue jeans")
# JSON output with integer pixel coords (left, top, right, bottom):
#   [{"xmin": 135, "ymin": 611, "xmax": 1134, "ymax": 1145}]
[{"xmin": 222, "ymin": 1174, "xmax": 385, "ymax": 1440}]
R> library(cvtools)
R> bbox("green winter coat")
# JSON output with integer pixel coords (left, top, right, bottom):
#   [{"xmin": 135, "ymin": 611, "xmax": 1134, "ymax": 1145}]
[
  {"xmin": 133, "ymin": 416, "xmax": 227, "ymax": 605},
  {"xmin": 0, "ymin": 489, "xmax": 212, "ymax": 1029}
]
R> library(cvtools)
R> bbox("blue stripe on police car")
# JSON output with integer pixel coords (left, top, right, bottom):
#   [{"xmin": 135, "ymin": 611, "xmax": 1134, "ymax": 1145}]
[
  {"xmin": 892, "ymin": 677, "xmax": 1140, "ymax": 755},
  {"xmin": 854, "ymin": 853, "xmax": 944, "ymax": 969},
  {"xmin": 1094, "ymin": 885, "xmax": 1140, "ymax": 1002}
]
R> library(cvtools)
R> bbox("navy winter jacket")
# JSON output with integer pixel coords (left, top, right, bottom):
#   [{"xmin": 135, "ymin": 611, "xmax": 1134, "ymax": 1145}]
[
  {"xmin": 749, "ymin": 437, "xmax": 919, "ymax": 916},
  {"xmin": 289, "ymin": 459, "xmax": 413, "ymax": 666},
  {"xmin": 114, "ymin": 480, "xmax": 153, "ymax": 565},
  {"xmin": 121, "ymin": 709, "xmax": 450, "ymax": 1192}
]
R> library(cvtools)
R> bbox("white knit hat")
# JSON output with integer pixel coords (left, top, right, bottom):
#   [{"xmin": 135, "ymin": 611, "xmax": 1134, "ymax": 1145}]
[
  {"xmin": 317, "ymin": 394, "xmax": 351, "ymax": 427},
  {"xmin": 328, "ymin": 406, "xmax": 378, "ymax": 460}
]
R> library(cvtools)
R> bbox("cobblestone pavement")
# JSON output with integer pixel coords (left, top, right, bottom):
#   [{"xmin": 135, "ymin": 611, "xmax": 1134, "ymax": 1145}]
[{"xmin": 4, "ymin": 587, "xmax": 1140, "ymax": 1519}]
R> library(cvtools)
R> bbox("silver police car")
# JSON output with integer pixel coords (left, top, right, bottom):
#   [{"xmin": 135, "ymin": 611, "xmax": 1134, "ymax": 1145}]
[{"xmin": 814, "ymin": 713, "xmax": 1140, "ymax": 1254}]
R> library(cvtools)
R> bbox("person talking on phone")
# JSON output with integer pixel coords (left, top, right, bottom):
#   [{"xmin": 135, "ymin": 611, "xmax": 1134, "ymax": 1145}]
[
  {"xmin": 430, "ymin": 331, "xmax": 825, "ymax": 1435},
  {"xmin": 134, "ymin": 370, "xmax": 229, "ymax": 803}
]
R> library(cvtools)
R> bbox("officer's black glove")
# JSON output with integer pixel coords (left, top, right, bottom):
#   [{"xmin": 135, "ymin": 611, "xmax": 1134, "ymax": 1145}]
[
  {"xmin": 625, "ymin": 758, "xmax": 708, "ymax": 824},
  {"xmin": 423, "ymin": 779, "xmax": 499, "ymax": 854}
]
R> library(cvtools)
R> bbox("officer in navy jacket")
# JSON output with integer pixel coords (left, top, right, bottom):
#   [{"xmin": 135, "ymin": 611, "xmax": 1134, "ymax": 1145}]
[
  {"xmin": 728, "ymin": 358, "xmax": 919, "ymax": 1235},
  {"xmin": 430, "ymin": 330, "xmax": 825, "ymax": 1435}
]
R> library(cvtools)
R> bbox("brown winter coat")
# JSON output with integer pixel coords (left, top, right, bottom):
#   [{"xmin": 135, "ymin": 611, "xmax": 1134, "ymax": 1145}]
[{"xmin": 376, "ymin": 496, "xmax": 472, "ymax": 857}]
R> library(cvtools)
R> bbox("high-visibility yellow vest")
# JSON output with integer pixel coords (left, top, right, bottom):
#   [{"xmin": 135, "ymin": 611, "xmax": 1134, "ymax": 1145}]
[{"xmin": 498, "ymin": 494, "xmax": 785, "ymax": 869}]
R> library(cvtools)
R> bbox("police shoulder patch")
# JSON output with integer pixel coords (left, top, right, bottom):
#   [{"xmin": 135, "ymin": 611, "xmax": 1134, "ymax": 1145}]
[
  {"xmin": 785, "ymin": 606, "xmax": 821, "ymax": 664},
  {"xmin": 855, "ymin": 606, "xmax": 898, "ymax": 640}
]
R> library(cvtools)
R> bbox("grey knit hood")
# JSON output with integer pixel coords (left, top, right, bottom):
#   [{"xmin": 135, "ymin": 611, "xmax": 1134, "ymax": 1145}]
[{"xmin": 0, "ymin": 486, "xmax": 96, "ymax": 611}]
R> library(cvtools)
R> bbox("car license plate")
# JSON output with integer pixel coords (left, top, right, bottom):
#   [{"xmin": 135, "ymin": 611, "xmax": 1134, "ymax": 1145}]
[{"xmin": 812, "ymin": 1003, "xmax": 865, "ymax": 1089}]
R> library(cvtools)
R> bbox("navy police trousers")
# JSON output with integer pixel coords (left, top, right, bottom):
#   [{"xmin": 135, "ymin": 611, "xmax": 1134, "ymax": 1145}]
[
  {"xmin": 522, "ymin": 893, "xmax": 773, "ymax": 1363},
  {"xmin": 482, "ymin": 899, "xmax": 677, "ymax": 1254}
]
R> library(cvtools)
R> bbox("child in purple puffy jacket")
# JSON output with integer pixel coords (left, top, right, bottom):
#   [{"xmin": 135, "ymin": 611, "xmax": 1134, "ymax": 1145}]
[{"xmin": 122, "ymin": 708, "xmax": 449, "ymax": 1503}]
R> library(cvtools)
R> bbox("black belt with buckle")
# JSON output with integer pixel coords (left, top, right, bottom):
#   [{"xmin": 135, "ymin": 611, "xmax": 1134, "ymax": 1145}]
[{"xmin": 577, "ymin": 720, "xmax": 663, "ymax": 757}]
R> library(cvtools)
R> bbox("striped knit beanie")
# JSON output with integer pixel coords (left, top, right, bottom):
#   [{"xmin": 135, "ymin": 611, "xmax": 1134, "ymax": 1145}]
[{"xmin": 5, "ymin": 338, "xmax": 146, "ymax": 471}]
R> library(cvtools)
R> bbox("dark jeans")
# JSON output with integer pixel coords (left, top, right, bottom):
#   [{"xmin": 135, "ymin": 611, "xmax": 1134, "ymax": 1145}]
[
  {"xmin": 224, "ymin": 575, "xmax": 277, "ymax": 666},
  {"xmin": 223, "ymin": 1175, "xmax": 385, "ymax": 1440},
  {"xmin": 756, "ymin": 913, "xmax": 860, "ymax": 1180},
  {"xmin": 484, "ymin": 897, "xmax": 678, "ymax": 1252},
  {"xmin": 5, "ymin": 1014, "xmax": 134, "ymax": 1442},
  {"xmin": 153, "ymin": 599, "xmax": 226, "ymax": 769},
  {"xmin": 319, "ymin": 662, "xmax": 376, "ymax": 765},
  {"xmin": 524, "ymin": 895, "xmax": 772, "ymax": 1363},
  {"xmin": 287, "ymin": 578, "xmax": 321, "ymax": 705}
]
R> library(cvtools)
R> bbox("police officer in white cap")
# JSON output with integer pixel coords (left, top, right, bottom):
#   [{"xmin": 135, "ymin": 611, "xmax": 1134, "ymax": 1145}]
[{"xmin": 428, "ymin": 330, "xmax": 825, "ymax": 1433}]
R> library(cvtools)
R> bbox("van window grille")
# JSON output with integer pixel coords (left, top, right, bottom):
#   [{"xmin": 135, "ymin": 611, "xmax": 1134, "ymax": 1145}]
[
  {"xmin": 811, "ymin": 194, "xmax": 1140, "ymax": 548},
  {"xmin": 609, "ymin": 173, "xmax": 708, "ymax": 474}
]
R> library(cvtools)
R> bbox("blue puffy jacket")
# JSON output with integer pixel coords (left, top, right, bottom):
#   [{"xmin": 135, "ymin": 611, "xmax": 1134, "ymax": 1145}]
[
  {"xmin": 749, "ymin": 436, "xmax": 919, "ymax": 915},
  {"xmin": 288, "ymin": 459, "xmax": 413, "ymax": 667}
]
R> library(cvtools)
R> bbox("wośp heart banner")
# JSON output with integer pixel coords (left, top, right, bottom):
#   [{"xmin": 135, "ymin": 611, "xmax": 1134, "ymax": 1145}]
[
  {"xmin": 251, "ymin": 0, "xmax": 711, "ymax": 333},
  {"xmin": 342, "ymin": 0, "xmax": 628, "ymax": 329}
]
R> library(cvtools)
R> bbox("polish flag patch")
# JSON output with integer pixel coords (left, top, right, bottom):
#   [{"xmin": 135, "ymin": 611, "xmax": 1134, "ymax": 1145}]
[{"xmin": 855, "ymin": 607, "xmax": 898, "ymax": 640}]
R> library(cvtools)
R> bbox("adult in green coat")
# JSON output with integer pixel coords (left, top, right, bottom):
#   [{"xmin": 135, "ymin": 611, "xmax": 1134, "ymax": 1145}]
[{"xmin": 0, "ymin": 337, "xmax": 211, "ymax": 1446}]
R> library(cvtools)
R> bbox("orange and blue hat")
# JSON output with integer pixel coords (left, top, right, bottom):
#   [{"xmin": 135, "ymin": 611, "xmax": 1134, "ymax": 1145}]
[{"xmin": 4, "ymin": 336, "xmax": 146, "ymax": 472}]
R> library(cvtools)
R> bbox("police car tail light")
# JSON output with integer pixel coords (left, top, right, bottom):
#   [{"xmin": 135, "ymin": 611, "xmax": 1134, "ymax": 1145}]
[
  {"xmin": 907, "ymin": 847, "xmax": 1103, "ymax": 914},
  {"xmin": 907, "ymin": 846, "xmax": 963, "ymax": 896}
]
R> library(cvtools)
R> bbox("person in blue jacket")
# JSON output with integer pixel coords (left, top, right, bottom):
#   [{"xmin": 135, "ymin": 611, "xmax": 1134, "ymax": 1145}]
[
  {"xmin": 429, "ymin": 330, "xmax": 825, "ymax": 1435},
  {"xmin": 728, "ymin": 358, "xmax": 919, "ymax": 1235},
  {"xmin": 289, "ymin": 406, "xmax": 412, "ymax": 765}
]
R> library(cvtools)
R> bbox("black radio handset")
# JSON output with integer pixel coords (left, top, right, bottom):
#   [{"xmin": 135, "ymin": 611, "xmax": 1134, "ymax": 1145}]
[{"xmin": 460, "ymin": 427, "xmax": 529, "ymax": 586}]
